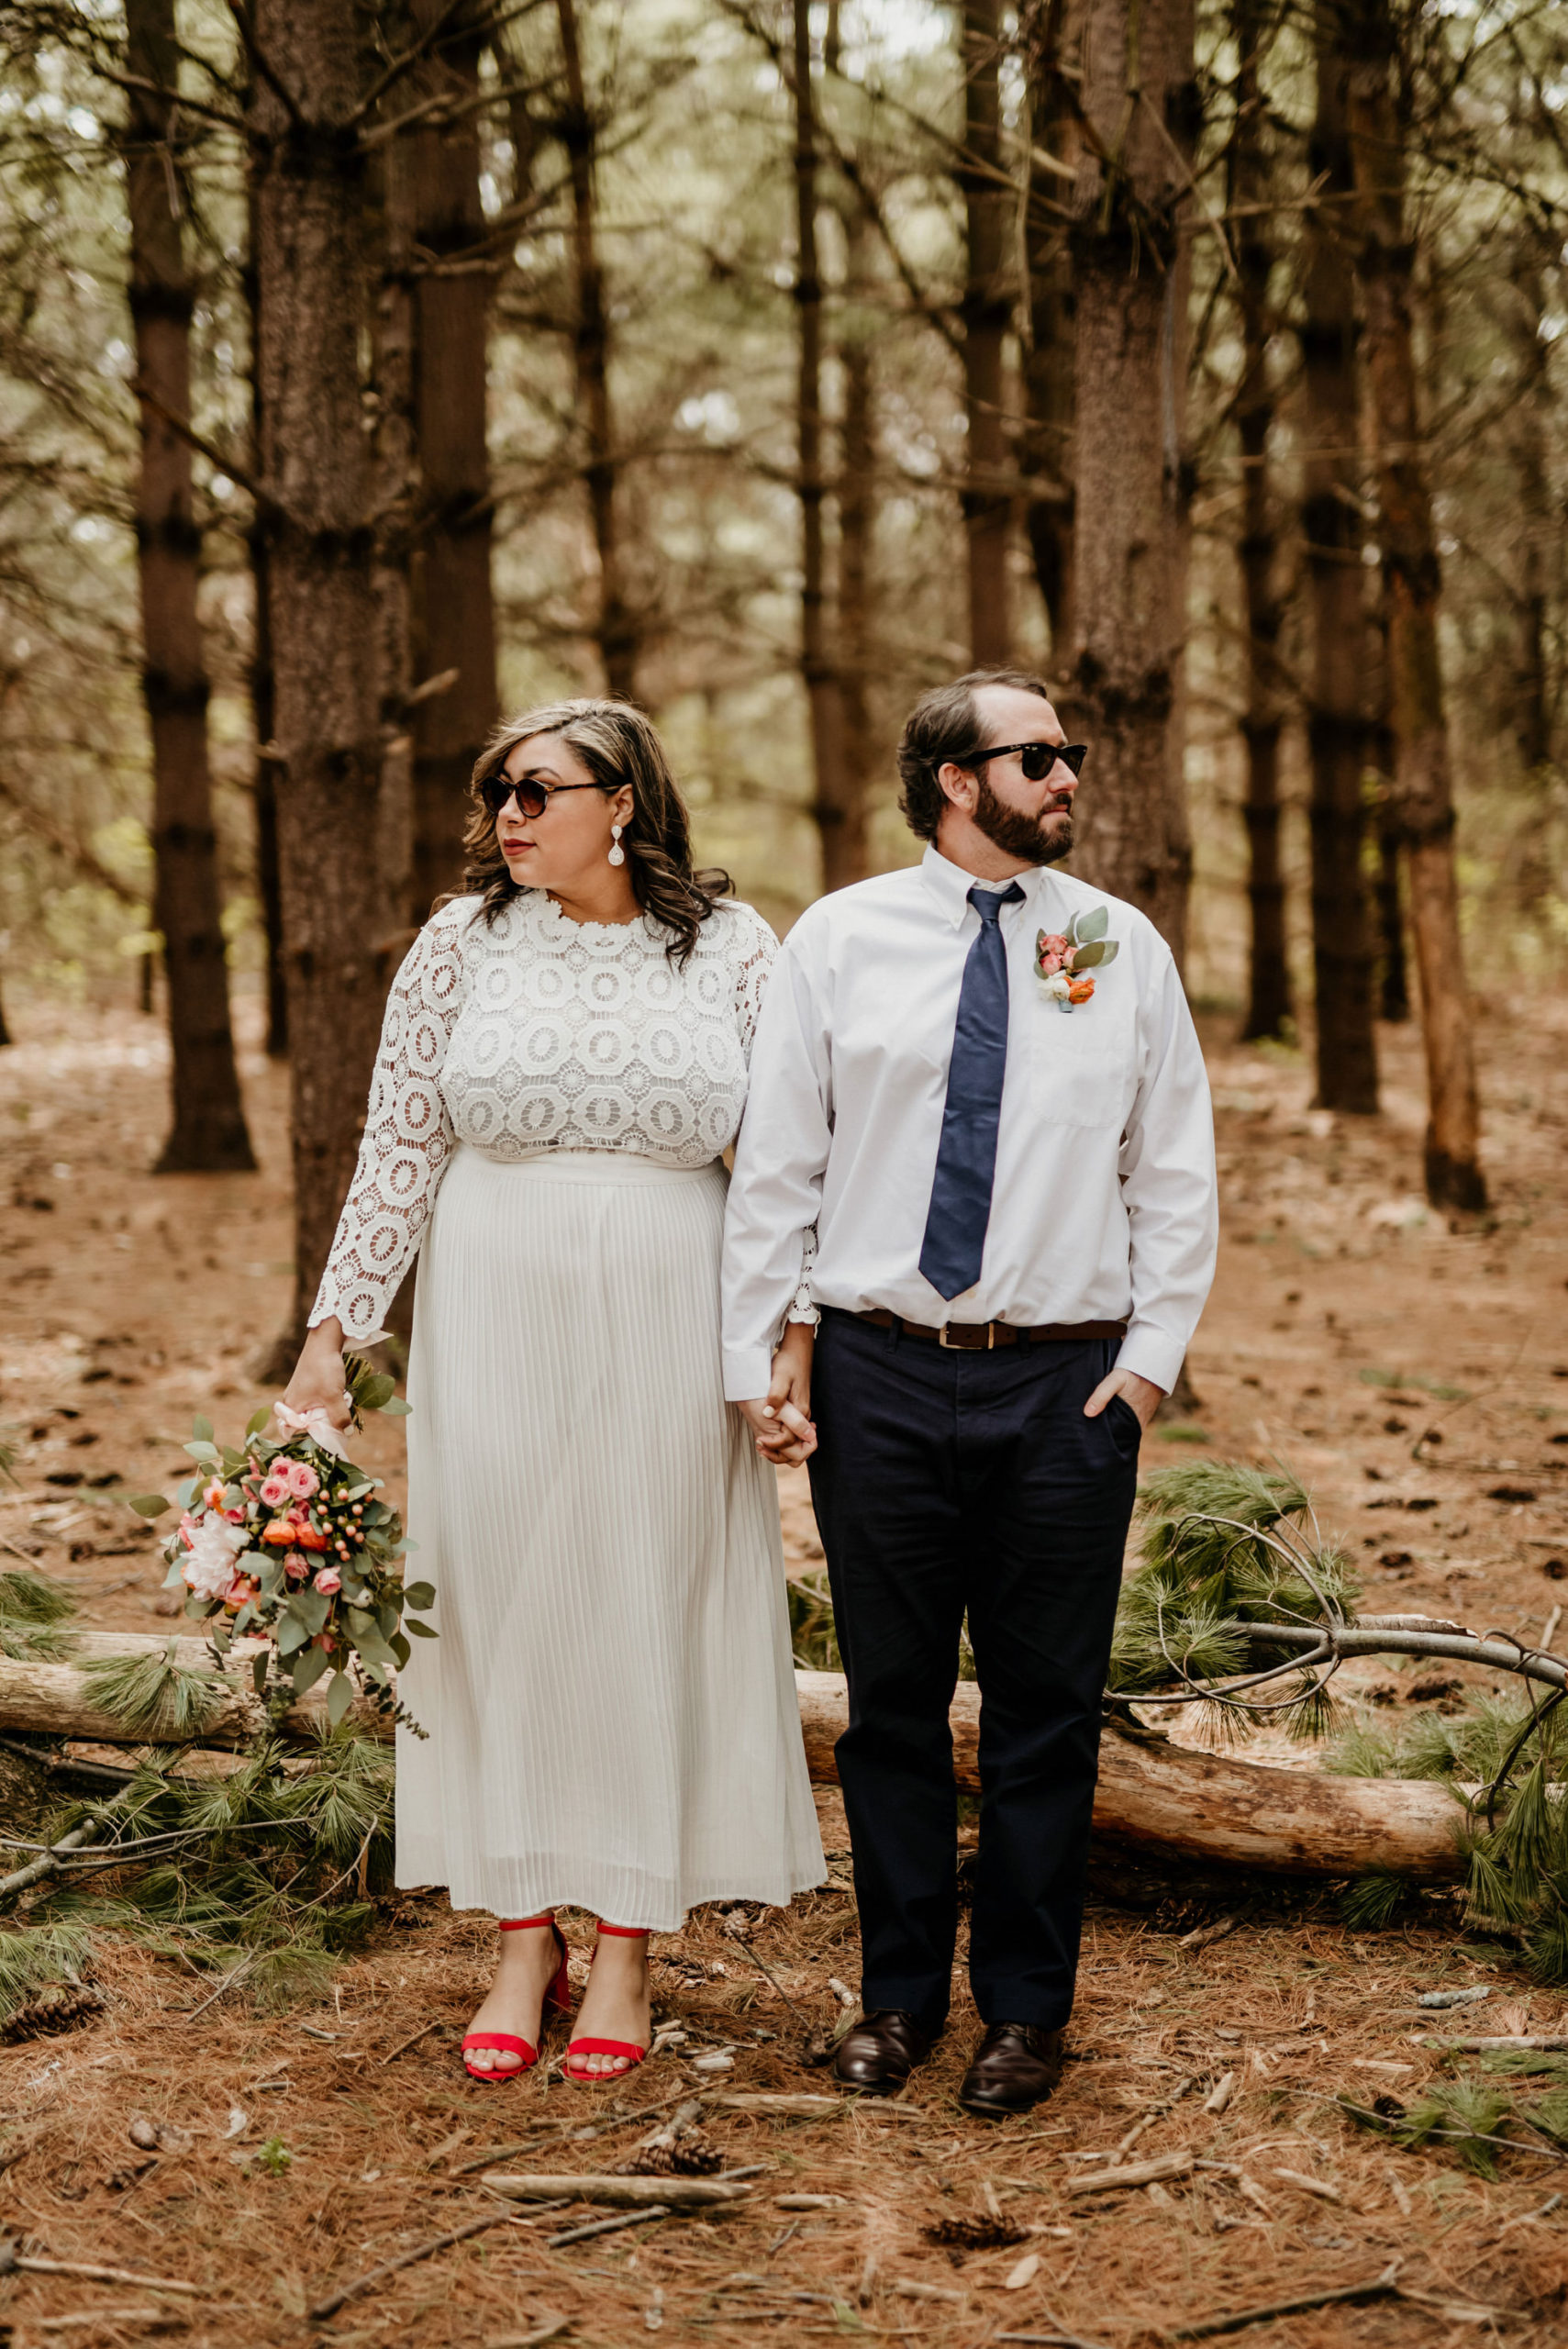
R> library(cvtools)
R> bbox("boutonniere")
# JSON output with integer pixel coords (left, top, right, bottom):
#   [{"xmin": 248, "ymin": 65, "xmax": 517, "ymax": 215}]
[{"xmin": 1036, "ymin": 907, "xmax": 1119, "ymax": 1011}]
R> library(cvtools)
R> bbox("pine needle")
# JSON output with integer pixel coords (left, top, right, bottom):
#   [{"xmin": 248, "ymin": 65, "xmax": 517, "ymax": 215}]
[{"xmin": 77, "ymin": 1647, "xmax": 228, "ymax": 1740}]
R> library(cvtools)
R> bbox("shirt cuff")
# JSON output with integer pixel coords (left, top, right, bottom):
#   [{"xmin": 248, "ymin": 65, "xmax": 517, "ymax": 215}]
[
  {"xmin": 723, "ymin": 1344, "xmax": 774, "ymax": 1403},
  {"xmin": 1115, "ymin": 1323, "xmax": 1187, "ymax": 1397}
]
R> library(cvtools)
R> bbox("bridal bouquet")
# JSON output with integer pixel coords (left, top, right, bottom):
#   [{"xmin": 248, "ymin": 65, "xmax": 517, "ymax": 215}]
[{"xmin": 128, "ymin": 1358, "xmax": 434, "ymax": 1729}]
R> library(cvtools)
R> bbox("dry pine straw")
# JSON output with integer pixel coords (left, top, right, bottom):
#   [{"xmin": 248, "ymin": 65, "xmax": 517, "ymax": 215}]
[{"xmin": 1, "ymin": 1886, "xmax": 1566, "ymax": 2349}]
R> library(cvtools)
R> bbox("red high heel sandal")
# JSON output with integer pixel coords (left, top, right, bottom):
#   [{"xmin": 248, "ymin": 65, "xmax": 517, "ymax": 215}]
[
  {"xmin": 462, "ymin": 1915, "xmax": 572, "ymax": 2085},
  {"xmin": 563, "ymin": 1922, "xmax": 651, "ymax": 2085}
]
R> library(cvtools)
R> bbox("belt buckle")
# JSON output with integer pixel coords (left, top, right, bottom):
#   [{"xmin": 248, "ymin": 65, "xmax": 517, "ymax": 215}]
[{"xmin": 939, "ymin": 1321, "xmax": 994, "ymax": 1350}]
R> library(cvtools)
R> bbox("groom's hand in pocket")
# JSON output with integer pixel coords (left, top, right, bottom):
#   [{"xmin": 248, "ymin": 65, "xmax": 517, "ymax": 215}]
[
  {"xmin": 1083, "ymin": 1365, "xmax": 1163, "ymax": 1431},
  {"xmin": 738, "ymin": 1321, "xmax": 817, "ymax": 1464}
]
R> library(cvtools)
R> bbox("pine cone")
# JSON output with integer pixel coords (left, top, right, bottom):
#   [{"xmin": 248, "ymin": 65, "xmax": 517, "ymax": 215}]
[
  {"xmin": 1, "ymin": 1985, "xmax": 105, "ymax": 2044},
  {"xmin": 617, "ymin": 2132, "xmax": 724, "ymax": 2177},
  {"xmin": 920, "ymin": 2214, "xmax": 1029, "ymax": 2252}
]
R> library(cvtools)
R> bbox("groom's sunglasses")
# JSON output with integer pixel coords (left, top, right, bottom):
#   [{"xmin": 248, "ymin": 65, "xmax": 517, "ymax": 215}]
[
  {"xmin": 961, "ymin": 740, "xmax": 1089, "ymax": 783},
  {"xmin": 480, "ymin": 771, "xmax": 609, "ymax": 820}
]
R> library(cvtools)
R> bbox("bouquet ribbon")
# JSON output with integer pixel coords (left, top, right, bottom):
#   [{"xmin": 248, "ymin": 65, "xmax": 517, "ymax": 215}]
[{"xmin": 272, "ymin": 1398, "xmax": 353, "ymax": 1459}]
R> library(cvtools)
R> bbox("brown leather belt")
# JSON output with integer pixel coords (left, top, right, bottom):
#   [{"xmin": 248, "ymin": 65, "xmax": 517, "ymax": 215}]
[{"xmin": 845, "ymin": 1307, "xmax": 1128, "ymax": 1353}]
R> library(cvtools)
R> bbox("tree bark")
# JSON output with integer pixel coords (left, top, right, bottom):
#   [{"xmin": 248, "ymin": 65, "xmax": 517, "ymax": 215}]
[
  {"xmin": 251, "ymin": 0, "xmax": 387, "ymax": 1368},
  {"xmin": 1365, "ymin": 598, "xmax": 1409, "ymax": 1021},
  {"xmin": 1301, "ymin": 27, "xmax": 1378, "ymax": 1107},
  {"xmin": 557, "ymin": 0, "xmax": 635, "ymax": 701},
  {"xmin": 959, "ymin": 0, "xmax": 1011, "ymax": 665},
  {"xmin": 1066, "ymin": 0, "xmax": 1195, "ymax": 961},
  {"xmin": 123, "ymin": 0, "xmax": 255, "ymax": 1174},
  {"xmin": 243, "ymin": 181, "xmax": 287, "ymax": 1061},
  {"xmin": 408, "ymin": 0, "xmax": 498, "ymax": 919},
  {"xmin": 1229, "ymin": 0, "xmax": 1291, "ymax": 1045},
  {"xmin": 1020, "ymin": 0, "xmax": 1077, "ymax": 662},
  {"xmin": 1346, "ymin": 0, "xmax": 1484, "ymax": 1207},
  {"xmin": 791, "ymin": 0, "xmax": 849, "ymax": 890}
]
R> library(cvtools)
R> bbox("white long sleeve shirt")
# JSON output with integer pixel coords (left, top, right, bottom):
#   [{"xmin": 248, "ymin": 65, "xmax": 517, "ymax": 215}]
[{"xmin": 720, "ymin": 844, "xmax": 1218, "ymax": 1401}]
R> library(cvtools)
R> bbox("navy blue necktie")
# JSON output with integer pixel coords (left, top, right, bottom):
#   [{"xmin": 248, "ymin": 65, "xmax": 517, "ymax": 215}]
[{"xmin": 918, "ymin": 881, "xmax": 1025, "ymax": 1302}]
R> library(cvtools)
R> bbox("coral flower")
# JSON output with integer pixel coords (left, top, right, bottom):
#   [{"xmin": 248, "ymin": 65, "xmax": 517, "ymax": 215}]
[{"xmin": 1067, "ymin": 976, "xmax": 1095, "ymax": 1005}]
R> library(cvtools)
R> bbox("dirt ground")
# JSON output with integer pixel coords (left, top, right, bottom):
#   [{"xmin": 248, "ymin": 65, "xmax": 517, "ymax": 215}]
[{"xmin": 1, "ymin": 985, "xmax": 1566, "ymax": 2349}]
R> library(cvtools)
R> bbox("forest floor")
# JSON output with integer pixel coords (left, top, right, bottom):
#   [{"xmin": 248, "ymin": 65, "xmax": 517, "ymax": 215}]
[{"xmin": 1, "ymin": 983, "xmax": 1566, "ymax": 2349}]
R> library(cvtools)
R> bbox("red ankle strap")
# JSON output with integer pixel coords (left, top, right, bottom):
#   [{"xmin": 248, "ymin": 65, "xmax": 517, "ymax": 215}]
[
  {"xmin": 596, "ymin": 1921, "xmax": 648, "ymax": 1938},
  {"xmin": 499, "ymin": 1915, "xmax": 555, "ymax": 1932}
]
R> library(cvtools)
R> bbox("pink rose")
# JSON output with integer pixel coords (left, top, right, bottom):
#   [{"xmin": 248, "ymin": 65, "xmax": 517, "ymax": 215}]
[
  {"xmin": 1039, "ymin": 951, "xmax": 1062, "ymax": 975},
  {"xmin": 283, "ymin": 1550, "xmax": 311, "ymax": 1582},
  {"xmin": 314, "ymin": 1568, "xmax": 342, "ymax": 1597},
  {"xmin": 258, "ymin": 1472, "xmax": 292, "ymax": 1508},
  {"xmin": 1039, "ymin": 933, "xmax": 1068, "ymax": 960},
  {"xmin": 284, "ymin": 1460, "xmax": 319, "ymax": 1500}
]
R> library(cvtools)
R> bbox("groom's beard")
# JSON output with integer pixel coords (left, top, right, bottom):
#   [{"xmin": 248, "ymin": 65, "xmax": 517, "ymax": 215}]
[{"xmin": 973, "ymin": 772, "xmax": 1073, "ymax": 866}]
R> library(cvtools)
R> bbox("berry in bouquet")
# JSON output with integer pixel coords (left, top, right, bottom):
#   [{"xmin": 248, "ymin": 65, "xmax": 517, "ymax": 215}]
[{"xmin": 128, "ymin": 1356, "xmax": 435, "ymax": 1731}]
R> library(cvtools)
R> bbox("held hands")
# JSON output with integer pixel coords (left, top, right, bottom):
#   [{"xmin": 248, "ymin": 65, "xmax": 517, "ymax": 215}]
[
  {"xmin": 738, "ymin": 1320, "xmax": 817, "ymax": 1466},
  {"xmin": 1083, "ymin": 1365, "xmax": 1163, "ymax": 1431}
]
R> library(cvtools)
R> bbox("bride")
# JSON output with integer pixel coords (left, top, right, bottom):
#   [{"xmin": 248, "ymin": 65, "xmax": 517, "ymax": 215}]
[{"xmin": 281, "ymin": 698, "xmax": 823, "ymax": 2084}]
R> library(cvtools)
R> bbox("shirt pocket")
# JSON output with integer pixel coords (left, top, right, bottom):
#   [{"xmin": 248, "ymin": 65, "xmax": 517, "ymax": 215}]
[{"xmin": 1022, "ymin": 985, "xmax": 1136, "ymax": 1130}]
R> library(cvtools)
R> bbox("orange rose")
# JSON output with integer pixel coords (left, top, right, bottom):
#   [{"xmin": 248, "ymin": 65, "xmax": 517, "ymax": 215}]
[
  {"xmin": 1067, "ymin": 976, "xmax": 1095, "ymax": 1005},
  {"xmin": 260, "ymin": 1515, "xmax": 303, "ymax": 1547}
]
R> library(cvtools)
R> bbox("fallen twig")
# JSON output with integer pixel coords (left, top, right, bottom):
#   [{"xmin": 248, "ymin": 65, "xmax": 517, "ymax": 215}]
[
  {"xmin": 482, "ymin": 2170, "xmax": 755, "ymax": 2209},
  {"xmin": 307, "ymin": 2202, "xmax": 529, "ymax": 2321},
  {"xmin": 1416, "ymin": 2033, "xmax": 1568, "ymax": 2053},
  {"xmin": 1117, "ymin": 2075, "xmax": 1199, "ymax": 2155},
  {"xmin": 380, "ymin": 2018, "xmax": 440, "ymax": 2065},
  {"xmin": 2, "ymin": 2252, "xmax": 203, "ymax": 2297},
  {"xmin": 546, "ymin": 2203, "xmax": 671, "ymax": 2248},
  {"xmin": 1065, "ymin": 2151, "xmax": 1193, "ymax": 2196},
  {"xmin": 1165, "ymin": 2261, "xmax": 1402, "ymax": 2340}
]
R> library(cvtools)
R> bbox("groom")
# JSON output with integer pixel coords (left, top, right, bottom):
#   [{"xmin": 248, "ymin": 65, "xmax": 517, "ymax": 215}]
[{"xmin": 722, "ymin": 669, "xmax": 1217, "ymax": 2117}]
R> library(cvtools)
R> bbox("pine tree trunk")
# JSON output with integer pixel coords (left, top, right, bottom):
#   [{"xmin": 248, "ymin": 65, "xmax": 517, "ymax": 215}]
[
  {"xmin": 244, "ymin": 174, "xmax": 287, "ymax": 1059},
  {"xmin": 1020, "ymin": 0, "xmax": 1077, "ymax": 661},
  {"xmin": 1230, "ymin": 0, "xmax": 1291, "ymax": 1045},
  {"xmin": 1301, "ymin": 28, "xmax": 1377, "ymax": 1107},
  {"xmin": 0, "ymin": 972, "xmax": 11, "ymax": 1048},
  {"xmin": 1365, "ymin": 596, "xmax": 1408, "ymax": 1020},
  {"xmin": 364, "ymin": 28, "xmax": 417, "ymax": 941},
  {"xmin": 1507, "ymin": 244, "xmax": 1551, "ymax": 778},
  {"xmin": 557, "ymin": 0, "xmax": 635, "ymax": 701},
  {"xmin": 960, "ymin": 0, "xmax": 1011, "ymax": 664},
  {"xmin": 252, "ymin": 0, "xmax": 387, "ymax": 1366},
  {"xmin": 409, "ymin": 0, "xmax": 497, "ymax": 919},
  {"xmin": 1067, "ymin": 0, "xmax": 1195, "ymax": 960},
  {"xmin": 792, "ymin": 0, "xmax": 848, "ymax": 890},
  {"xmin": 1346, "ymin": 0, "xmax": 1484, "ymax": 1208},
  {"xmin": 123, "ymin": 0, "xmax": 255, "ymax": 1174}
]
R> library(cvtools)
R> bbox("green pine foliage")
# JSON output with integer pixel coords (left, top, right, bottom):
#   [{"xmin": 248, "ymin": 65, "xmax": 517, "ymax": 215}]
[
  {"xmin": 0, "ymin": 1921, "xmax": 95, "ymax": 2027},
  {"xmin": 0, "ymin": 1565, "xmax": 77, "ymax": 1660},
  {"xmin": 77, "ymin": 1645, "xmax": 228, "ymax": 1740},
  {"xmin": 1343, "ymin": 2073, "xmax": 1568, "ymax": 2179}
]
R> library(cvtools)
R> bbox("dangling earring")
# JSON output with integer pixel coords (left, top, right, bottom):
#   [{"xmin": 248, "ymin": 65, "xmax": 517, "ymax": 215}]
[{"xmin": 608, "ymin": 824, "xmax": 626, "ymax": 868}]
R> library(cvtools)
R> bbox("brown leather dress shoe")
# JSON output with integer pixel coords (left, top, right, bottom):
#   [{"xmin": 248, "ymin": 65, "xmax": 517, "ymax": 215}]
[
  {"xmin": 958, "ymin": 2021, "xmax": 1064, "ymax": 2118},
  {"xmin": 832, "ymin": 2009, "xmax": 933, "ymax": 2095}
]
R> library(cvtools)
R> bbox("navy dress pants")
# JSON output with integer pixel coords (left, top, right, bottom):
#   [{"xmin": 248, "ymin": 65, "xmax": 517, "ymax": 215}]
[{"xmin": 807, "ymin": 1308, "xmax": 1141, "ymax": 2037}]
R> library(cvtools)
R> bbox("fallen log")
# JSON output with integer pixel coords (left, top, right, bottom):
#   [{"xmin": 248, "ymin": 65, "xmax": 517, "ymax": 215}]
[
  {"xmin": 795, "ymin": 1670, "xmax": 1464, "ymax": 1879},
  {"xmin": 0, "ymin": 1653, "xmax": 1465, "ymax": 1880}
]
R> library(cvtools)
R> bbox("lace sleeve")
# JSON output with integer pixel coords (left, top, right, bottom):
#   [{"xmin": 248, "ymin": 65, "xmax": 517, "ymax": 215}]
[
  {"xmin": 309, "ymin": 907, "xmax": 471, "ymax": 1343},
  {"xmin": 728, "ymin": 901, "xmax": 780, "ymax": 1066},
  {"xmin": 786, "ymin": 1224, "xmax": 820, "ymax": 1328}
]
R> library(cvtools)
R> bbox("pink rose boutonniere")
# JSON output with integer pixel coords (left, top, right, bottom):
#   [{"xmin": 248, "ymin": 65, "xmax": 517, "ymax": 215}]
[{"xmin": 1036, "ymin": 905, "xmax": 1119, "ymax": 1011}]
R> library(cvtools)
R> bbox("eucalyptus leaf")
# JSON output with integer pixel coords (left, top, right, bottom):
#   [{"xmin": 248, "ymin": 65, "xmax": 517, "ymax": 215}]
[
  {"xmin": 275, "ymin": 1613, "xmax": 311, "ymax": 1658},
  {"xmin": 379, "ymin": 1397, "xmax": 412, "ymax": 1418},
  {"xmin": 353, "ymin": 1373, "xmax": 395, "ymax": 1414},
  {"xmin": 1076, "ymin": 905, "xmax": 1109, "ymax": 943},
  {"xmin": 326, "ymin": 1671, "xmax": 354, "ymax": 1728},
  {"xmin": 390, "ymin": 1631, "xmax": 411, "ymax": 1672},
  {"xmin": 251, "ymin": 1651, "xmax": 269, "ymax": 1698},
  {"xmin": 192, "ymin": 1415, "xmax": 214, "ymax": 1445},
  {"xmin": 405, "ymin": 1616, "xmax": 437, "ymax": 1639},
  {"xmin": 1095, "ymin": 938, "xmax": 1120, "ymax": 967},
  {"xmin": 1069, "ymin": 940, "xmax": 1107, "ymax": 970},
  {"xmin": 292, "ymin": 1644, "xmax": 332, "ymax": 1697},
  {"xmin": 244, "ymin": 1406, "xmax": 271, "ymax": 1442},
  {"xmin": 291, "ymin": 1588, "xmax": 331, "ymax": 1638},
  {"xmin": 403, "ymin": 1581, "xmax": 436, "ymax": 1611},
  {"xmin": 127, "ymin": 1493, "xmax": 171, "ymax": 1519}
]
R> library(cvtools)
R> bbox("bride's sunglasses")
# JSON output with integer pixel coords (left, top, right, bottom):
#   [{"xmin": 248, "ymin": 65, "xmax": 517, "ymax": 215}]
[
  {"xmin": 480, "ymin": 770, "xmax": 610, "ymax": 820},
  {"xmin": 962, "ymin": 740, "xmax": 1089, "ymax": 783}
]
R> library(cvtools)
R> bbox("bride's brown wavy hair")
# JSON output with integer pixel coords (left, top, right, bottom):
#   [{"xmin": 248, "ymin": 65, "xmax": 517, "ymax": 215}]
[{"xmin": 458, "ymin": 698, "xmax": 733, "ymax": 965}]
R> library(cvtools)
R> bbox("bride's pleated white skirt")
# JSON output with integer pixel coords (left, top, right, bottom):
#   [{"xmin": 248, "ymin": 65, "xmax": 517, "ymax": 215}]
[{"xmin": 395, "ymin": 1144, "xmax": 825, "ymax": 1927}]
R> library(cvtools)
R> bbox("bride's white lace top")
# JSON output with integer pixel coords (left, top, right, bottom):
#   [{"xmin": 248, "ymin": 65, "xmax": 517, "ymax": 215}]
[{"xmin": 311, "ymin": 889, "xmax": 781, "ymax": 1342}]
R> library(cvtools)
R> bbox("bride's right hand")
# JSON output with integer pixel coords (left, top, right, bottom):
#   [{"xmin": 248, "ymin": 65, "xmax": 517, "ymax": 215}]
[{"xmin": 278, "ymin": 1317, "xmax": 352, "ymax": 1433}]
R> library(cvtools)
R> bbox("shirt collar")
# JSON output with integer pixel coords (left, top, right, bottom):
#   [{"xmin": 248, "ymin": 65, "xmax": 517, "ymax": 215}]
[{"xmin": 919, "ymin": 842, "xmax": 1049, "ymax": 930}]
